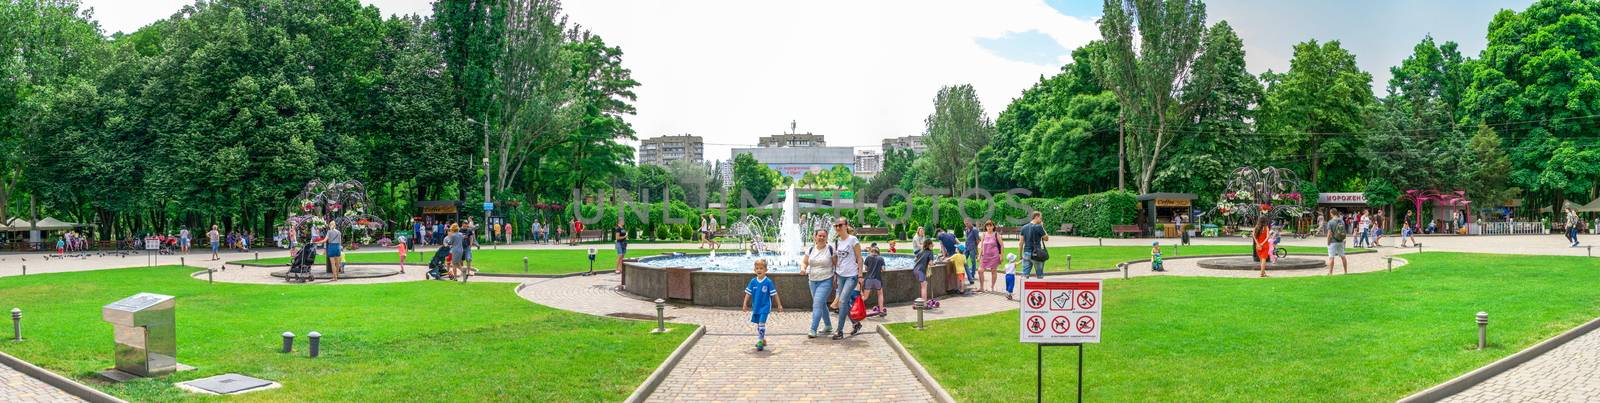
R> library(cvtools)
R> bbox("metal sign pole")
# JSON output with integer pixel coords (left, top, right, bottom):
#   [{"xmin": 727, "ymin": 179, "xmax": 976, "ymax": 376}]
[{"xmin": 1037, "ymin": 343, "xmax": 1084, "ymax": 403}]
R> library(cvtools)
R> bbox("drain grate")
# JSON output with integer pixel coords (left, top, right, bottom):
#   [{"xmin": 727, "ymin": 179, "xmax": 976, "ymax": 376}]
[{"xmin": 177, "ymin": 374, "xmax": 277, "ymax": 395}]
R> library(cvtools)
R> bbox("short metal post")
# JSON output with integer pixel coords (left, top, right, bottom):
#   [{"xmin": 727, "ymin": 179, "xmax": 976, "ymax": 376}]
[
  {"xmin": 1477, "ymin": 312, "xmax": 1488, "ymax": 350},
  {"xmin": 181, "ymin": 257, "xmax": 185, "ymax": 266},
  {"xmin": 19, "ymin": 265, "xmax": 23, "ymax": 276},
  {"xmin": 1588, "ymin": 245, "xmax": 1592, "ymax": 257},
  {"xmin": 1097, "ymin": 237, "xmax": 1102, "ymax": 247},
  {"xmin": 653, "ymin": 299, "xmax": 666, "ymax": 333},
  {"xmin": 1066, "ymin": 255, "xmax": 1072, "ymax": 272},
  {"xmin": 207, "ymin": 269, "xmax": 214, "ymax": 284},
  {"xmin": 10, "ymin": 308, "xmax": 20, "ymax": 341},
  {"xmin": 1121, "ymin": 263, "xmax": 1128, "ymax": 280},
  {"xmin": 308, "ymin": 331, "xmax": 321, "ymax": 358},
  {"xmin": 1386, "ymin": 257, "xmax": 1393, "ymax": 272},
  {"xmin": 281, "ymin": 332, "xmax": 295, "ymax": 353},
  {"xmin": 914, "ymin": 298, "xmax": 926, "ymax": 330},
  {"xmin": 523, "ymin": 257, "xmax": 529, "ymax": 273},
  {"xmin": 255, "ymin": 252, "xmax": 259, "ymax": 261}
]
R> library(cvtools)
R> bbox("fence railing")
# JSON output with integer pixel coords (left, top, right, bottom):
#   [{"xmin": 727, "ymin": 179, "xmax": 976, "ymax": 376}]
[{"xmin": 1475, "ymin": 222, "xmax": 1546, "ymax": 235}]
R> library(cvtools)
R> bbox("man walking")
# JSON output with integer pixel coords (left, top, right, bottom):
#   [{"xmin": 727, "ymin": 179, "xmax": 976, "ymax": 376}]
[
  {"xmin": 179, "ymin": 226, "xmax": 191, "ymax": 254},
  {"xmin": 963, "ymin": 220, "xmax": 979, "ymax": 286},
  {"xmin": 1566, "ymin": 208, "xmax": 1581, "ymax": 247},
  {"xmin": 1326, "ymin": 210, "xmax": 1348, "ymax": 275},
  {"xmin": 1018, "ymin": 211, "xmax": 1048, "ymax": 279},
  {"xmin": 207, "ymin": 225, "xmax": 222, "ymax": 261}
]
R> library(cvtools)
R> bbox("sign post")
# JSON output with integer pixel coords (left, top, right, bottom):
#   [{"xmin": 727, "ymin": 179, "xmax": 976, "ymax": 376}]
[{"xmin": 1020, "ymin": 279, "xmax": 1101, "ymax": 402}]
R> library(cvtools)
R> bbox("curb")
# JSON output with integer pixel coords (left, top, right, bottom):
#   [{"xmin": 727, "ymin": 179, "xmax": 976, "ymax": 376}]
[
  {"xmin": 0, "ymin": 350, "xmax": 126, "ymax": 403},
  {"xmin": 624, "ymin": 326, "xmax": 706, "ymax": 403},
  {"xmin": 878, "ymin": 326, "xmax": 957, "ymax": 403},
  {"xmin": 1397, "ymin": 315, "xmax": 1600, "ymax": 403}
]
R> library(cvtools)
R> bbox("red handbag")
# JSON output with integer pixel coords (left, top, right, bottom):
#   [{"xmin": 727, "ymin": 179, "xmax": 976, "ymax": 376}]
[{"xmin": 849, "ymin": 294, "xmax": 867, "ymax": 321}]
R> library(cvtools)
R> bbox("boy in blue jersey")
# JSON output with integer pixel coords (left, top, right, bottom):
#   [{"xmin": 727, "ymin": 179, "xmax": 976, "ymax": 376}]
[{"xmin": 742, "ymin": 259, "xmax": 784, "ymax": 351}]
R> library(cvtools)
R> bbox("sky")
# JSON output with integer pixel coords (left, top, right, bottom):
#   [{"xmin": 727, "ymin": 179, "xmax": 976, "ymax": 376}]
[{"xmin": 81, "ymin": 0, "xmax": 1533, "ymax": 163}]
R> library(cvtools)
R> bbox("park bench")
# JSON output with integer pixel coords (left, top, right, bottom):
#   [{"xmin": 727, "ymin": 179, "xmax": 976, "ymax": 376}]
[
  {"xmin": 577, "ymin": 230, "xmax": 606, "ymax": 242},
  {"xmin": 1057, "ymin": 223, "xmax": 1075, "ymax": 235},
  {"xmin": 854, "ymin": 227, "xmax": 889, "ymax": 237},
  {"xmin": 996, "ymin": 226, "xmax": 1022, "ymax": 239},
  {"xmin": 1111, "ymin": 225, "xmax": 1142, "ymax": 238}
]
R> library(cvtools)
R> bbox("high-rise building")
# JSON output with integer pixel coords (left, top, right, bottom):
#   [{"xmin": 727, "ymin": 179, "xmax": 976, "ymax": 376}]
[
  {"xmin": 716, "ymin": 160, "xmax": 733, "ymax": 190},
  {"xmin": 638, "ymin": 134, "xmax": 703, "ymax": 165},
  {"xmin": 732, "ymin": 121, "xmax": 854, "ymax": 180},
  {"xmin": 854, "ymin": 150, "xmax": 882, "ymax": 175},
  {"xmin": 882, "ymin": 135, "xmax": 926, "ymax": 154}
]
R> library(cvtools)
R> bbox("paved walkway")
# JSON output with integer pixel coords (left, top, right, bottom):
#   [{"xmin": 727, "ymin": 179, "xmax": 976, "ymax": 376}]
[
  {"xmin": 0, "ymin": 365, "xmax": 82, "ymax": 403},
  {"xmin": 1441, "ymin": 323, "xmax": 1600, "ymax": 402}
]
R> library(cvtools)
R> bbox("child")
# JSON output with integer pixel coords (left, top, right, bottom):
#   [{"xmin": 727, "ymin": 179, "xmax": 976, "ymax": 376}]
[
  {"xmin": 742, "ymin": 259, "xmax": 783, "ymax": 351},
  {"xmin": 861, "ymin": 245, "xmax": 887, "ymax": 317},
  {"xmin": 888, "ymin": 240, "xmax": 898, "ymax": 254},
  {"xmin": 1151, "ymin": 242, "xmax": 1165, "ymax": 272},
  {"xmin": 56, "ymin": 237, "xmax": 65, "ymax": 256},
  {"xmin": 950, "ymin": 244, "xmax": 969, "ymax": 294},
  {"xmin": 914, "ymin": 239, "xmax": 939, "ymax": 308},
  {"xmin": 397, "ymin": 236, "xmax": 408, "ymax": 274},
  {"xmin": 1003, "ymin": 253, "xmax": 1018, "ymax": 300},
  {"xmin": 1268, "ymin": 226, "xmax": 1282, "ymax": 263}
]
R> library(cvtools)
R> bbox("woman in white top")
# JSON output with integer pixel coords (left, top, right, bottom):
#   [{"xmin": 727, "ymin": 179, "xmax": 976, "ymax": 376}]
[
  {"xmin": 831, "ymin": 219, "xmax": 863, "ymax": 340},
  {"xmin": 799, "ymin": 229, "xmax": 837, "ymax": 338}
]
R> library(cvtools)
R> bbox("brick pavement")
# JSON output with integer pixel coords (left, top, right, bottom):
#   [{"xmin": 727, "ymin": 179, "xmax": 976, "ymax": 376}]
[
  {"xmin": 645, "ymin": 333, "xmax": 933, "ymax": 403},
  {"xmin": 0, "ymin": 365, "xmax": 83, "ymax": 403},
  {"xmin": 1441, "ymin": 324, "xmax": 1600, "ymax": 402}
]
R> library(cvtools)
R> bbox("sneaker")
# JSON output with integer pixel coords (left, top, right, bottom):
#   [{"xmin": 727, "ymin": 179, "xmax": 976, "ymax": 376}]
[
  {"xmin": 850, "ymin": 322, "xmax": 862, "ymax": 336},
  {"xmin": 807, "ymin": 331, "xmax": 817, "ymax": 339},
  {"xmin": 756, "ymin": 339, "xmax": 766, "ymax": 351},
  {"xmin": 831, "ymin": 332, "xmax": 843, "ymax": 340},
  {"xmin": 822, "ymin": 327, "xmax": 832, "ymax": 334}
]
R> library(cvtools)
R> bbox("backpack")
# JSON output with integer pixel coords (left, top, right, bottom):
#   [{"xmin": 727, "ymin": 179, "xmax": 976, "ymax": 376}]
[{"xmin": 1329, "ymin": 221, "xmax": 1347, "ymax": 243}]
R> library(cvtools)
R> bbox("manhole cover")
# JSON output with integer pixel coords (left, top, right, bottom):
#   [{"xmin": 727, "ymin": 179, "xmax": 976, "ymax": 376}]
[{"xmin": 178, "ymin": 373, "xmax": 277, "ymax": 395}]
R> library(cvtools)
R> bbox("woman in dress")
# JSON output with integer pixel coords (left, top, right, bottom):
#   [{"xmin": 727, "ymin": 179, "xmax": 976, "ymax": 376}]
[
  {"xmin": 1253, "ymin": 219, "xmax": 1271, "ymax": 278},
  {"xmin": 978, "ymin": 219, "xmax": 1003, "ymax": 293}
]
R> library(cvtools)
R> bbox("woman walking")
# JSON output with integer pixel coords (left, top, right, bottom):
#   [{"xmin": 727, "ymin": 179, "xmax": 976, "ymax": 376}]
[
  {"xmin": 1253, "ymin": 219, "xmax": 1271, "ymax": 278},
  {"xmin": 978, "ymin": 219, "xmax": 1003, "ymax": 293},
  {"xmin": 799, "ymin": 229, "xmax": 836, "ymax": 338},
  {"xmin": 832, "ymin": 219, "xmax": 863, "ymax": 340},
  {"xmin": 322, "ymin": 223, "xmax": 345, "ymax": 281}
]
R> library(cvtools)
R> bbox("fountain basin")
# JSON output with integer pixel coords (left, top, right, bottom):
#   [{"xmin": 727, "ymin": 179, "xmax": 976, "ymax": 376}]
[
  {"xmin": 1196, "ymin": 256, "xmax": 1326, "ymax": 271},
  {"xmin": 623, "ymin": 253, "xmax": 953, "ymax": 308}
]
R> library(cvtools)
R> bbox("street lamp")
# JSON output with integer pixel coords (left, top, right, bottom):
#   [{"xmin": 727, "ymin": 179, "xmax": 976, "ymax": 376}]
[{"xmin": 467, "ymin": 118, "xmax": 491, "ymax": 243}]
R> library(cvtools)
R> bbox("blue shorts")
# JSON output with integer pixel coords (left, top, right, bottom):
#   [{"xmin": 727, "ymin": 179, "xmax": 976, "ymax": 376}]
[
  {"xmin": 616, "ymin": 242, "xmax": 628, "ymax": 256},
  {"xmin": 327, "ymin": 243, "xmax": 342, "ymax": 258},
  {"xmin": 211, "ymin": 243, "xmax": 219, "ymax": 253},
  {"xmin": 750, "ymin": 312, "xmax": 769, "ymax": 324}
]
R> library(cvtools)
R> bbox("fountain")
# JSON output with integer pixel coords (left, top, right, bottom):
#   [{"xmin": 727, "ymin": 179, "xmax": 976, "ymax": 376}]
[
  {"xmin": 1198, "ymin": 167, "xmax": 1324, "ymax": 271},
  {"xmin": 623, "ymin": 184, "xmax": 939, "ymax": 307}
]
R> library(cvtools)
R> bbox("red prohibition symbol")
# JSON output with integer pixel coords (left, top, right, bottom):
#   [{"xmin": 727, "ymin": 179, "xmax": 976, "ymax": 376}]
[
  {"xmin": 1027, "ymin": 315, "xmax": 1047, "ymax": 334},
  {"xmin": 1051, "ymin": 316, "xmax": 1071, "ymax": 334},
  {"xmin": 1077, "ymin": 291, "xmax": 1097, "ymax": 310},
  {"xmin": 1026, "ymin": 290, "xmax": 1047, "ymax": 309},
  {"xmin": 1076, "ymin": 316, "xmax": 1097, "ymax": 334}
]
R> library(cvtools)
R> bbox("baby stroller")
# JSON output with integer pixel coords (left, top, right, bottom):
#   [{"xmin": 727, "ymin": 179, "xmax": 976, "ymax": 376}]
[
  {"xmin": 286, "ymin": 244, "xmax": 318, "ymax": 283},
  {"xmin": 426, "ymin": 245, "xmax": 452, "ymax": 280}
]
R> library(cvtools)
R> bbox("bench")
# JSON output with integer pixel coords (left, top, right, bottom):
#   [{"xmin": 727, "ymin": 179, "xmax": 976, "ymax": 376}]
[
  {"xmin": 1057, "ymin": 223, "xmax": 1075, "ymax": 235},
  {"xmin": 1111, "ymin": 225, "xmax": 1141, "ymax": 238},
  {"xmin": 576, "ymin": 230, "xmax": 606, "ymax": 242},
  {"xmin": 854, "ymin": 227, "xmax": 889, "ymax": 237},
  {"xmin": 996, "ymin": 226, "xmax": 1022, "ymax": 240}
]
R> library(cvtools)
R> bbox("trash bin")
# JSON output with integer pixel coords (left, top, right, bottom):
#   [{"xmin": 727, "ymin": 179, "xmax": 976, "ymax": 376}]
[{"xmin": 102, "ymin": 293, "xmax": 177, "ymax": 377}]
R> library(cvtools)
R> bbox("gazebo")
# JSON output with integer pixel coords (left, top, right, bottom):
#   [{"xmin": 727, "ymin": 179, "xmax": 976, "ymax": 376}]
[{"xmin": 1402, "ymin": 190, "xmax": 1471, "ymax": 233}]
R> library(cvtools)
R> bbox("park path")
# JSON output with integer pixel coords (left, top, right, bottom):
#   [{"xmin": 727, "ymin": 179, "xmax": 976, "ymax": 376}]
[
  {"xmin": 1440, "ymin": 322, "xmax": 1600, "ymax": 402},
  {"xmin": 0, "ymin": 365, "xmax": 82, "ymax": 403}
]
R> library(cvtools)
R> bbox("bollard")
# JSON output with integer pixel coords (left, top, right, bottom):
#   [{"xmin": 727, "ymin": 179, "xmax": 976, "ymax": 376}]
[
  {"xmin": 523, "ymin": 257, "xmax": 529, "ymax": 273},
  {"xmin": 182, "ymin": 257, "xmax": 186, "ymax": 267},
  {"xmin": 1588, "ymin": 245, "xmax": 1592, "ymax": 257},
  {"xmin": 1477, "ymin": 312, "xmax": 1488, "ymax": 350},
  {"xmin": 1121, "ymin": 263, "xmax": 1128, "ymax": 280},
  {"xmin": 1098, "ymin": 237, "xmax": 1103, "ymax": 247},
  {"xmin": 10, "ymin": 308, "xmax": 20, "ymax": 341},
  {"xmin": 914, "ymin": 298, "xmax": 927, "ymax": 330},
  {"xmin": 308, "ymin": 331, "xmax": 321, "ymax": 358},
  {"xmin": 1386, "ymin": 257, "xmax": 1394, "ymax": 272},
  {"xmin": 653, "ymin": 299, "xmax": 666, "ymax": 333},
  {"xmin": 1066, "ymin": 255, "xmax": 1072, "ymax": 272},
  {"xmin": 281, "ymin": 332, "xmax": 295, "ymax": 353},
  {"xmin": 255, "ymin": 252, "xmax": 259, "ymax": 261},
  {"xmin": 207, "ymin": 269, "xmax": 214, "ymax": 284},
  {"xmin": 20, "ymin": 265, "xmax": 24, "ymax": 276}
]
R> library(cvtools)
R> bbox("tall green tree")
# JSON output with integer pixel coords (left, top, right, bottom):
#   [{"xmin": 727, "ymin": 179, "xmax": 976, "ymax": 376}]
[
  {"xmin": 1465, "ymin": 0, "xmax": 1600, "ymax": 208},
  {"xmin": 1097, "ymin": 0, "xmax": 1208, "ymax": 194},
  {"xmin": 977, "ymin": 42, "xmax": 1118, "ymax": 197},
  {"xmin": 921, "ymin": 83, "xmax": 995, "ymax": 194},
  {"xmin": 730, "ymin": 153, "xmax": 778, "ymax": 204},
  {"xmin": 1461, "ymin": 124, "xmax": 1520, "ymax": 205},
  {"xmin": 1154, "ymin": 21, "xmax": 1262, "ymax": 205},
  {"xmin": 1369, "ymin": 35, "xmax": 1475, "ymax": 192},
  {"xmin": 1258, "ymin": 39, "xmax": 1375, "ymax": 190}
]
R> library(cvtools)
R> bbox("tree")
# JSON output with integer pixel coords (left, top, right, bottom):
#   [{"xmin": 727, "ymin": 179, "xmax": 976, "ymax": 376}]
[
  {"xmin": 1097, "ymin": 0, "xmax": 1208, "ymax": 194},
  {"xmin": 921, "ymin": 84, "xmax": 995, "ymax": 194},
  {"xmin": 730, "ymin": 153, "xmax": 778, "ymax": 204},
  {"xmin": 490, "ymin": 0, "xmax": 572, "ymax": 198},
  {"xmin": 1258, "ymin": 40, "xmax": 1374, "ymax": 190},
  {"xmin": 1369, "ymin": 36, "xmax": 1475, "ymax": 192},
  {"xmin": 1154, "ymin": 21, "xmax": 1262, "ymax": 205},
  {"xmin": 1461, "ymin": 125, "xmax": 1520, "ymax": 206},
  {"xmin": 664, "ymin": 160, "xmax": 712, "ymax": 207},
  {"xmin": 977, "ymin": 42, "xmax": 1118, "ymax": 196},
  {"xmin": 863, "ymin": 148, "xmax": 915, "ymax": 201},
  {"xmin": 1465, "ymin": 0, "xmax": 1600, "ymax": 208}
]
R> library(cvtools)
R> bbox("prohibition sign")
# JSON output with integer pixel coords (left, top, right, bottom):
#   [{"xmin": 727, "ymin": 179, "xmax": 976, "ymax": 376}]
[
  {"xmin": 1026, "ymin": 315, "xmax": 1047, "ymax": 334},
  {"xmin": 1051, "ymin": 316, "xmax": 1071, "ymax": 334},
  {"xmin": 1076, "ymin": 316, "xmax": 1097, "ymax": 334},
  {"xmin": 1026, "ymin": 290, "xmax": 1047, "ymax": 309},
  {"xmin": 1076, "ymin": 291, "xmax": 1097, "ymax": 310}
]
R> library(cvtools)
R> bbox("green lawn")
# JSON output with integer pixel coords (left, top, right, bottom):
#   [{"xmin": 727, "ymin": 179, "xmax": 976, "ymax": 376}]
[
  {"xmin": 234, "ymin": 248, "xmax": 713, "ymax": 275},
  {"xmin": 1046, "ymin": 244, "xmax": 1350, "ymax": 271},
  {"xmin": 887, "ymin": 253, "xmax": 1600, "ymax": 402},
  {"xmin": 0, "ymin": 266, "xmax": 693, "ymax": 402}
]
